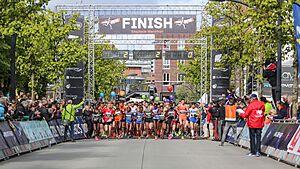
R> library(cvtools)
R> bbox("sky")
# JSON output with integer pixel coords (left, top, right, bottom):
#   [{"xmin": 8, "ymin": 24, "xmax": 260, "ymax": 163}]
[{"xmin": 48, "ymin": 0, "xmax": 208, "ymax": 9}]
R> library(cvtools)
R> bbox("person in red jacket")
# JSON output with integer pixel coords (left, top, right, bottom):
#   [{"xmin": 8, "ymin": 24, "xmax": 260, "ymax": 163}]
[{"xmin": 239, "ymin": 94, "xmax": 265, "ymax": 157}]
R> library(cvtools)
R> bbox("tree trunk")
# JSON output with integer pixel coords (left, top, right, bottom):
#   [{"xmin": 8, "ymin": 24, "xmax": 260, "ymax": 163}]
[
  {"xmin": 293, "ymin": 52, "xmax": 298, "ymax": 118},
  {"xmin": 31, "ymin": 74, "xmax": 35, "ymax": 101},
  {"xmin": 240, "ymin": 66, "xmax": 244, "ymax": 97}
]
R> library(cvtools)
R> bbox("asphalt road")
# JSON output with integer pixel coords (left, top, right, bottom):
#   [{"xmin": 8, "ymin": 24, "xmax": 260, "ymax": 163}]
[{"xmin": 0, "ymin": 139, "xmax": 294, "ymax": 169}]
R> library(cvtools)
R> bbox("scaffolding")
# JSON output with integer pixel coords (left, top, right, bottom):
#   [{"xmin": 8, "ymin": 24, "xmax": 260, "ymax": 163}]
[{"xmin": 56, "ymin": 4, "xmax": 207, "ymax": 101}]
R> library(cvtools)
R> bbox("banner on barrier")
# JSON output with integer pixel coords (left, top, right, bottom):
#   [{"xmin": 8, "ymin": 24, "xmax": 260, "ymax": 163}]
[
  {"xmin": 48, "ymin": 120, "xmax": 63, "ymax": 142},
  {"xmin": 0, "ymin": 127, "xmax": 8, "ymax": 150},
  {"xmin": 57, "ymin": 119, "xmax": 70, "ymax": 140},
  {"xmin": 10, "ymin": 121, "xmax": 29, "ymax": 145},
  {"xmin": 287, "ymin": 126, "xmax": 300, "ymax": 156},
  {"xmin": 0, "ymin": 121, "xmax": 19, "ymax": 148},
  {"xmin": 226, "ymin": 120, "xmax": 245, "ymax": 143},
  {"xmin": 74, "ymin": 117, "xmax": 85, "ymax": 139},
  {"xmin": 20, "ymin": 121, "xmax": 54, "ymax": 143},
  {"xmin": 262, "ymin": 123, "xmax": 299, "ymax": 151},
  {"xmin": 239, "ymin": 123, "xmax": 270, "ymax": 141}
]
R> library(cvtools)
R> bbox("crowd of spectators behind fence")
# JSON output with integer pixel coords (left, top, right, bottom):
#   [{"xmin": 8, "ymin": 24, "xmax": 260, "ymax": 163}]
[
  {"xmin": 0, "ymin": 90, "xmax": 299, "ymax": 124},
  {"xmin": 0, "ymin": 91, "xmax": 63, "ymax": 122}
]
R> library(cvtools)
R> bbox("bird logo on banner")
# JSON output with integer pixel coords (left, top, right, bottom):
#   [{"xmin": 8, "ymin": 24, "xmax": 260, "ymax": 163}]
[{"xmin": 101, "ymin": 17, "xmax": 121, "ymax": 29}]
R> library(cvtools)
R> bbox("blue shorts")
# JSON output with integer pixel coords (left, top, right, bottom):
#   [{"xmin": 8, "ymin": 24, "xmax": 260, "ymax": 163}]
[
  {"xmin": 189, "ymin": 117, "xmax": 197, "ymax": 123},
  {"xmin": 136, "ymin": 120, "xmax": 143, "ymax": 124},
  {"xmin": 126, "ymin": 119, "xmax": 132, "ymax": 124}
]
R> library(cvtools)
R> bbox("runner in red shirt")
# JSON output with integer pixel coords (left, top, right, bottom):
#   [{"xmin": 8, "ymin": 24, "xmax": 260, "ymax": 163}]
[{"xmin": 102, "ymin": 102, "xmax": 115, "ymax": 138}]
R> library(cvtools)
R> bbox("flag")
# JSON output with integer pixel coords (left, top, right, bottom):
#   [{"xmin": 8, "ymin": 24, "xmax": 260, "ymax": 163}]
[{"xmin": 293, "ymin": 2, "xmax": 300, "ymax": 69}]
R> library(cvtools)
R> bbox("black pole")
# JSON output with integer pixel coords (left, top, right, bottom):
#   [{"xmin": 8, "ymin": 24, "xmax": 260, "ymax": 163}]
[
  {"xmin": 10, "ymin": 33, "xmax": 17, "ymax": 101},
  {"xmin": 276, "ymin": 0, "xmax": 282, "ymax": 103}
]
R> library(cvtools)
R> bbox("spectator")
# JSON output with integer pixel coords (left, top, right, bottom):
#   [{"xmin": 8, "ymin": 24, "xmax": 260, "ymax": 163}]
[
  {"xmin": 297, "ymin": 103, "xmax": 300, "ymax": 120},
  {"xmin": 83, "ymin": 105, "xmax": 93, "ymax": 138},
  {"xmin": 261, "ymin": 97, "xmax": 272, "ymax": 120},
  {"xmin": 38, "ymin": 100, "xmax": 50, "ymax": 121},
  {"xmin": 0, "ymin": 98, "xmax": 5, "ymax": 121},
  {"xmin": 217, "ymin": 98, "xmax": 225, "ymax": 142},
  {"xmin": 203, "ymin": 103, "xmax": 214, "ymax": 139},
  {"xmin": 239, "ymin": 94, "xmax": 265, "ymax": 157},
  {"xmin": 208, "ymin": 101, "xmax": 220, "ymax": 140},
  {"xmin": 274, "ymin": 101, "xmax": 288, "ymax": 120}
]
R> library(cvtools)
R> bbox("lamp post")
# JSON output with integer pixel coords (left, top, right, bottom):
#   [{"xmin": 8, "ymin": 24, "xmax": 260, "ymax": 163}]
[{"xmin": 209, "ymin": 0, "xmax": 282, "ymax": 101}]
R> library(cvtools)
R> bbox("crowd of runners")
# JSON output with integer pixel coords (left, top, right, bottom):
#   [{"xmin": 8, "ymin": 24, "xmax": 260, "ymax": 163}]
[{"xmin": 83, "ymin": 100, "xmax": 203, "ymax": 140}]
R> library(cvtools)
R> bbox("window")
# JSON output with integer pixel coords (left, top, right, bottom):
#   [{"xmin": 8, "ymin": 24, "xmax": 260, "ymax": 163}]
[
  {"xmin": 177, "ymin": 60, "xmax": 185, "ymax": 65},
  {"xmin": 177, "ymin": 40, "xmax": 185, "ymax": 50},
  {"xmin": 177, "ymin": 74, "xmax": 185, "ymax": 82},
  {"xmin": 163, "ymin": 73, "xmax": 170, "ymax": 85},
  {"xmin": 163, "ymin": 56, "xmax": 170, "ymax": 69}
]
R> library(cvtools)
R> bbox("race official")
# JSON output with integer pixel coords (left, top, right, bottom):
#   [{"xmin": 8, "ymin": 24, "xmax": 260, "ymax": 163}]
[{"xmin": 239, "ymin": 94, "xmax": 265, "ymax": 157}]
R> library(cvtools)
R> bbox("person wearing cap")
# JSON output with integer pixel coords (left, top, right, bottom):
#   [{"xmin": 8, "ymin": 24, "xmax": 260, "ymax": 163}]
[
  {"xmin": 239, "ymin": 94, "xmax": 265, "ymax": 157},
  {"xmin": 62, "ymin": 99, "xmax": 85, "ymax": 142}
]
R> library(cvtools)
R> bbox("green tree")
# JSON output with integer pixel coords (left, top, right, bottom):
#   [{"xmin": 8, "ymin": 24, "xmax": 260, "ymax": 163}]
[
  {"xmin": 94, "ymin": 44, "xmax": 126, "ymax": 99},
  {"xmin": 16, "ymin": 11, "xmax": 87, "ymax": 97}
]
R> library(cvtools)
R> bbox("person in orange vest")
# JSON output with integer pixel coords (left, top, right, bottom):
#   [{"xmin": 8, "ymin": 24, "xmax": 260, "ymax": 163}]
[{"xmin": 220, "ymin": 96, "xmax": 238, "ymax": 146}]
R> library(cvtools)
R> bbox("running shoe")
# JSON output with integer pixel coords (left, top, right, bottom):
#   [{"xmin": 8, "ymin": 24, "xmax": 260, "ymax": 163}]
[
  {"xmin": 168, "ymin": 134, "xmax": 172, "ymax": 140},
  {"xmin": 155, "ymin": 136, "xmax": 158, "ymax": 140},
  {"xmin": 247, "ymin": 153, "xmax": 255, "ymax": 157},
  {"xmin": 95, "ymin": 136, "xmax": 99, "ymax": 141},
  {"xmin": 181, "ymin": 136, "xmax": 185, "ymax": 140},
  {"xmin": 255, "ymin": 152, "xmax": 261, "ymax": 157}
]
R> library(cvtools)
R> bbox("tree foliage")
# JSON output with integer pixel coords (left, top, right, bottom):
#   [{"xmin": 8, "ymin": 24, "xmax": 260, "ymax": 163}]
[
  {"xmin": 94, "ymin": 44, "xmax": 126, "ymax": 99},
  {"xmin": 181, "ymin": 0, "xmax": 297, "ymax": 98}
]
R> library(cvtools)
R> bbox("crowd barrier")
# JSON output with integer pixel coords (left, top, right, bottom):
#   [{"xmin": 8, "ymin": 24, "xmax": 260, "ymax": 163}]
[
  {"xmin": 227, "ymin": 120, "xmax": 300, "ymax": 167},
  {"xmin": 2, "ymin": 116, "xmax": 300, "ymax": 167},
  {"xmin": 0, "ymin": 117, "xmax": 88, "ymax": 160}
]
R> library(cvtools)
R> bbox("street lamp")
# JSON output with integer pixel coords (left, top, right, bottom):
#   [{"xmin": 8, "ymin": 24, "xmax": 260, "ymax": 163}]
[{"xmin": 209, "ymin": 0, "xmax": 282, "ymax": 102}]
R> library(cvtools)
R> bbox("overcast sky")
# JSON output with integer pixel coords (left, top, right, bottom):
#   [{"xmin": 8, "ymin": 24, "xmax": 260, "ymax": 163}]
[{"xmin": 48, "ymin": 0, "xmax": 208, "ymax": 9}]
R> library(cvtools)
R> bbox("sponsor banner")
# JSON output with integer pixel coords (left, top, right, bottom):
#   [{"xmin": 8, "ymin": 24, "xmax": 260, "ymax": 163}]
[
  {"xmin": 211, "ymin": 50, "xmax": 230, "ymax": 100},
  {"xmin": 65, "ymin": 61, "xmax": 84, "ymax": 105},
  {"xmin": 57, "ymin": 119, "xmax": 71, "ymax": 140},
  {"xmin": 65, "ymin": 15, "xmax": 85, "ymax": 43},
  {"xmin": 10, "ymin": 121, "xmax": 29, "ymax": 145},
  {"xmin": 48, "ymin": 120, "xmax": 63, "ymax": 142},
  {"xmin": 0, "ymin": 122, "xmax": 19, "ymax": 148},
  {"xmin": 74, "ymin": 117, "xmax": 85, "ymax": 139},
  {"xmin": 263, "ymin": 66, "xmax": 300, "ymax": 96},
  {"xmin": 19, "ymin": 121, "xmax": 54, "ymax": 143},
  {"xmin": 99, "ymin": 15, "xmax": 196, "ymax": 34},
  {"xmin": 287, "ymin": 126, "xmax": 300, "ymax": 156},
  {"xmin": 262, "ymin": 123, "xmax": 299, "ymax": 151},
  {"xmin": 238, "ymin": 123, "xmax": 270, "ymax": 148},
  {"xmin": 293, "ymin": 2, "xmax": 300, "ymax": 70},
  {"xmin": 226, "ymin": 120, "xmax": 246, "ymax": 143},
  {"xmin": 0, "ymin": 127, "xmax": 8, "ymax": 150}
]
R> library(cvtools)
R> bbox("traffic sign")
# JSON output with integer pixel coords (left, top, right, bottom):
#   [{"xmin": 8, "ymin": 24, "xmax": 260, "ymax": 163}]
[
  {"xmin": 133, "ymin": 50, "xmax": 162, "ymax": 60},
  {"xmin": 102, "ymin": 50, "xmax": 129, "ymax": 60},
  {"xmin": 165, "ymin": 50, "xmax": 194, "ymax": 60}
]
